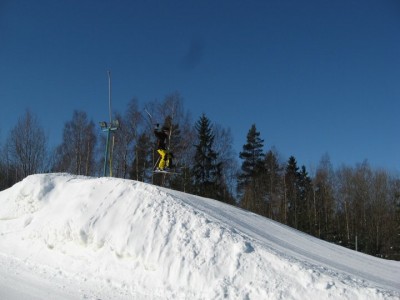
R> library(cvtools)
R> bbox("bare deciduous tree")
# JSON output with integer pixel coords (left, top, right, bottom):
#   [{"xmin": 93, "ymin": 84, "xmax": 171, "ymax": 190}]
[
  {"xmin": 112, "ymin": 98, "xmax": 144, "ymax": 179},
  {"xmin": 7, "ymin": 110, "xmax": 47, "ymax": 180},
  {"xmin": 213, "ymin": 124, "xmax": 238, "ymax": 204},
  {"xmin": 53, "ymin": 110, "xmax": 96, "ymax": 176}
]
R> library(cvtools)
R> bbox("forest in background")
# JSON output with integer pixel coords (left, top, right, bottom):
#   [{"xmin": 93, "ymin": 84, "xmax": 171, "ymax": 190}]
[{"xmin": 1, "ymin": 92, "xmax": 399, "ymax": 261}]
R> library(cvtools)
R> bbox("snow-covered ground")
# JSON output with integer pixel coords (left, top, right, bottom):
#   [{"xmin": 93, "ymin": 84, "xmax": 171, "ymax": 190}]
[{"xmin": 0, "ymin": 174, "xmax": 399, "ymax": 299}]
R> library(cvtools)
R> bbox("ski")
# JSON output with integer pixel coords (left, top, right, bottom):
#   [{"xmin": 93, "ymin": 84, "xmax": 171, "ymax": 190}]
[{"xmin": 153, "ymin": 168, "xmax": 181, "ymax": 175}]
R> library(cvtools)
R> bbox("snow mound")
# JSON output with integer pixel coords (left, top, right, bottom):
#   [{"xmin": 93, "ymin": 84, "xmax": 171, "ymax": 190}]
[{"xmin": 0, "ymin": 173, "xmax": 399, "ymax": 299}]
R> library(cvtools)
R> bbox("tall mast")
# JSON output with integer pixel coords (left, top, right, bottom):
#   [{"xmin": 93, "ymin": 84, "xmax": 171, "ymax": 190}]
[{"xmin": 108, "ymin": 70, "xmax": 112, "ymax": 123}]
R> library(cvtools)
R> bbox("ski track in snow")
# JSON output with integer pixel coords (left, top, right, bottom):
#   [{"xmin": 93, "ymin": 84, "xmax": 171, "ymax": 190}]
[{"xmin": 0, "ymin": 173, "xmax": 399, "ymax": 300}]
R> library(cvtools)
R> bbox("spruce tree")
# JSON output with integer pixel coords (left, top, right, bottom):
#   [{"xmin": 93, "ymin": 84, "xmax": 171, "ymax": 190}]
[
  {"xmin": 238, "ymin": 124, "xmax": 265, "ymax": 212},
  {"xmin": 297, "ymin": 165, "xmax": 313, "ymax": 233},
  {"xmin": 264, "ymin": 149, "xmax": 282, "ymax": 219},
  {"xmin": 192, "ymin": 114, "xmax": 219, "ymax": 198},
  {"xmin": 284, "ymin": 156, "xmax": 300, "ymax": 227}
]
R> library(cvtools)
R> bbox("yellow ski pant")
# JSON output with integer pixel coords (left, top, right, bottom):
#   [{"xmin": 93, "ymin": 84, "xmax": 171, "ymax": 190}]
[{"xmin": 157, "ymin": 149, "xmax": 171, "ymax": 170}]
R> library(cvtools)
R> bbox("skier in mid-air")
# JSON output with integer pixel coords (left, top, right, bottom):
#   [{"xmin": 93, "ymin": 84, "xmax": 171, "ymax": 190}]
[{"xmin": 154, "ymin": 124, "xmax": 173, "ymax": 171}]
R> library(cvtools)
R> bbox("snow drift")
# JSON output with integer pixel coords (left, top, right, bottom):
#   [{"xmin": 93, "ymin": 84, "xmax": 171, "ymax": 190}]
[{"xmin": 0, "ymin": 173, "xmax": 399, "ymax": 299}]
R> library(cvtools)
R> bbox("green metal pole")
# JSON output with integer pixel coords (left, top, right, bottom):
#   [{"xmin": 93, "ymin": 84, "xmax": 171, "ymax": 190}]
[
  {"xmin": 109, "ymin": 134, "xmax": 115, "ymax": 177},
  {"xmin": 103, "ymin": 128, "xmax": 111, "ymax": 177}
]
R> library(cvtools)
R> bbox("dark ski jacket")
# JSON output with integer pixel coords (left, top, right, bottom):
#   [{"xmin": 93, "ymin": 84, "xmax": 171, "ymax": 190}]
[{"xmin": 154, "ymin": 129, "xmax": 168, "ymax": 150}]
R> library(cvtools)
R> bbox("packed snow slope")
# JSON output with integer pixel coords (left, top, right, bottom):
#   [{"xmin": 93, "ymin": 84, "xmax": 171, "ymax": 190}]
[{"xmin": 0, "ymin": 174, "xmax": 399, "ymax": 300}]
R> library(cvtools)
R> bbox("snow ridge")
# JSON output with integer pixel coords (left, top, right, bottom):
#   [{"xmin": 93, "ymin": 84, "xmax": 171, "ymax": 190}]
[{"xmin": 0, "ymin": 173, "xmax": 399, "ymax": 299}]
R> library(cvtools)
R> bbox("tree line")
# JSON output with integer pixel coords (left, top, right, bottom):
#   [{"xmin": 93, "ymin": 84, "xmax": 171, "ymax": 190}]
[
  {"xmin": 0, "ymin": 92, "xmax": 399, "ymax": 260},
  {"xmin": 237, "ymin": 125, "xmax": 400, "ymax": 260}
]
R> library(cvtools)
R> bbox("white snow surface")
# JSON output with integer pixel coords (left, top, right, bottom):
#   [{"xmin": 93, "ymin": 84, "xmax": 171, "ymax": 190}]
[{"xmin": 0, "ymin": 173, "xmax": 399, "ymax": 300}]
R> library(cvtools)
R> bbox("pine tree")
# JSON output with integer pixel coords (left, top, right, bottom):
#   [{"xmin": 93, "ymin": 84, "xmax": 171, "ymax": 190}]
[
  {"xmin": 297, "ymin": 165, "xmax": 313, "ymax": 233},
  {"xmin": 192, "ymin": 114, "xmax": 220, "ymax": 198},
  {"xmin": 238, "ymin": 124, "xmax": 265, "ymax": 213},
  {"xmin": 284, "ymin": 156, "xmax": 300, "ymax": 227},
  {"xmin": 264, "ymin": 149, "xmax": 282, "ymax": 219}
]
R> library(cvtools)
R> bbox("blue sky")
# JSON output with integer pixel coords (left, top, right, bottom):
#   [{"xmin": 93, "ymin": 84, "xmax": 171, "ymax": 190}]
[{"xmin": 1, "ymin": 0, "xmax": 399, "ymax": 173}]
